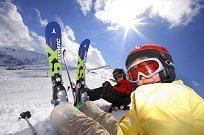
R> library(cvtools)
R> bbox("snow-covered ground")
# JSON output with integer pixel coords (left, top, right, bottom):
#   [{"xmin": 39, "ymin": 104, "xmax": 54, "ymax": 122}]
[{"xmin": 0, "ymin": 65, "xmax": 127, "ymax": 135}]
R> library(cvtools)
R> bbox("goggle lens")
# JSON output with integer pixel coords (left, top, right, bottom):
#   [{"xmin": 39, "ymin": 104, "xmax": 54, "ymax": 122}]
[{"xmin": 127, "ymin": 58, "xmax": 163, "ymax": 82}]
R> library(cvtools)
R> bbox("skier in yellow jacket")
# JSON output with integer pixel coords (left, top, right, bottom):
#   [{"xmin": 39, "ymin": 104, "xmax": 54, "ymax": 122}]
[
  {"xmin": 50, "ymin": 44, "xmax": 204, "ymax": 135},
  {"xmin": 117, "ymin": 44, "xmax": 204, "ymax": 135}
]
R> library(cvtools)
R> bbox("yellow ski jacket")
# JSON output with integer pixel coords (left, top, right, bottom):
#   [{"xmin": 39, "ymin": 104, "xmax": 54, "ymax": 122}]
[{"xmin": 117, "ymin": 80, "xmax": 204, "ymax": 135}]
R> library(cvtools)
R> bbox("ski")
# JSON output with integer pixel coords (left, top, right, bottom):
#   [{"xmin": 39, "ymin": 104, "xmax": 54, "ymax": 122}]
[
  {"xmin": 45, "ymin": 21, "xmax": 68, "ymax": 106},
  {"xmin": 74, "ymin": 39, "xmax": 90, "ymax": 108}
]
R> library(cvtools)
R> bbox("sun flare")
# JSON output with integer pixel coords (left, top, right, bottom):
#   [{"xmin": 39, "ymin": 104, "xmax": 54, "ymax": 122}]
[
  {"xmin": 105, "ymin": 0, "xmax": 150, "ymax": 43},
  {"xmin": 118, "ymin": 18, "xmax": 150, "ymax": 45}
]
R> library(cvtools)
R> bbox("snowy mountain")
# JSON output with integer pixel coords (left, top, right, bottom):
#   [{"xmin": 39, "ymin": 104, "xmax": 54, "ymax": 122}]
[
  {"xmin": 0, "ymin": 47, "xmax": 47, "ymax": 66},
  {"xmin": 0, "ymin": 65, "xmax": 127, "ymax": 135}
]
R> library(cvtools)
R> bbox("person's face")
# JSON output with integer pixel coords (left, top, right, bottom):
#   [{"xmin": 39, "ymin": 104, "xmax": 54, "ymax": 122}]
[
  {"xmin": 116, "ymin": 74, "xmax": 124, "ymax": 82},
  {"xmin": 136, "ymin": 73, "xmax": 161, "ymax": 86},
  {"xmin": 128, "ymin": 57, "xmax": 162, "ymax": 86}
]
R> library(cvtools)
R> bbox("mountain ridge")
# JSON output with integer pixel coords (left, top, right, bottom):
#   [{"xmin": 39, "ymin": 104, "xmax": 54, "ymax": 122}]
[{"xmin": 0, "ymin": 47, "xmax": 47, "ymax": 66}]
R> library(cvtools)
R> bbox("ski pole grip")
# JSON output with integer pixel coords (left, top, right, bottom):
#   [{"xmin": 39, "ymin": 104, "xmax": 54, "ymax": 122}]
[{"xmin": 19, "ymin": 111, "xmax": 31, "ymax": 119}]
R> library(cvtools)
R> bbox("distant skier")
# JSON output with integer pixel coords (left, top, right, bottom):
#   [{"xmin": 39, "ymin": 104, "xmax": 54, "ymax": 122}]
[
  {"xmin": 50, "ymin": 44, "xmax": 204, "ymax": 135},
  {"xmin": 85, "ymin": 68, "xmax": 136, "ymax": 112}
]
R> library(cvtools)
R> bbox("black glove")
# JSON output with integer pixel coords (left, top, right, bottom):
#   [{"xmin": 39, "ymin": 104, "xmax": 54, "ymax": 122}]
[
  {"xmin": 102, "ymin": 81, "xmax": 111, "ymax": 89},
  {"xmin": 101, "ymin": 81, "xmax": 113, "ymax": 101}
]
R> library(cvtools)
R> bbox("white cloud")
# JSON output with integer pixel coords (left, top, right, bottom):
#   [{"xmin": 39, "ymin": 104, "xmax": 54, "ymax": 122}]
[
  {"xmin": 78, "ymin": 0, "xmax": 203, "ymax": 28},
  {"xmin": 149, "ymin": 0, "xmax": 203, "ymax": 27},
  {"xmin": 86, "ymin": 46, "xmax": 106, "ymax": 68},
  {"xmin": 192, "ymin": 81, "xmax": 200, "ymax": 86},
  {"xmin": 0, "ymin": 1, "xmax": 106, "ymax": 68},
  {"xmin": 0, "ymin": 1, "xmax": 33, "ymax": 50},
  {"xmin": 56, "ymin": 17, "xmax": 75, "ymax": 41},
  {"xmin": 0, "ymin": 1, "xmax": 45, "ymax": 52},
  {"xmin": 57, "ymin": 17, "xmax": 106, "ymax": 68},
  {"xmin": 76, "ymin": 0, "xmax": 94, "ymax": 15},
  {"xmin": 34, "ymin": 9, "xmax": 48, "ymax": 26},
  {"xmin": 192, "ymin": 80, "xmax": 204, "ymax": 87},
  {"xmin": 64, "ymin": 26, "xmax": 76, "ymax": 41},
  {"xmin": 30, "ymin": 31, "xmax": 46, "ymax": 54}
]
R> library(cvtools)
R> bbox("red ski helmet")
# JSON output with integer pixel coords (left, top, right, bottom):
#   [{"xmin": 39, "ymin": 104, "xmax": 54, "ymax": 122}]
[{"xmin": 125, "ymin": 44, "xmax": 176, "ymax": 83}]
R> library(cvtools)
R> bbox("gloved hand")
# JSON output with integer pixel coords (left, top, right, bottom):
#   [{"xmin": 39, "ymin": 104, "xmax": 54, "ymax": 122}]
[
  {"xmin": 101, "ymin": 81, "xmax": 112, "ymax": 100},
  {"xmin": 102, "ymin": 81, "xmax": 111, "ymax": 89}
]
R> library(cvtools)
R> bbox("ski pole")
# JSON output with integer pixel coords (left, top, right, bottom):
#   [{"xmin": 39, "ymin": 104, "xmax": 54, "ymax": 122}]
[
  {"xmin": 63, "ymin": 49, "xmax": 76, "ymax": 101},
  {"xmin": 63, "ymin": 49, "xmax": 74, "ymax": 89},
  {"xmin": 19, "ymin": 111, "xmax": 37, "ymax": 135}
]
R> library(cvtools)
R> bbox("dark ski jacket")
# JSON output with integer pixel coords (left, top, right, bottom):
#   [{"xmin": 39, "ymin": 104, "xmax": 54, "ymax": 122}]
[
  {"xmin": 113, "ymin": 79, "xmax": 135, "ymax": 95},
  {"xmin": 87, "ymin": 79, "xmax": 136, "ymax": 106}
]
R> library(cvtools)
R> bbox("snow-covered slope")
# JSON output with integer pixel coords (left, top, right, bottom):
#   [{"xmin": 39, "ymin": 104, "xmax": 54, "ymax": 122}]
[
  {"xmin": 0, "ymin": 47, "xmax": 47, "ymax": 66},
  {"xmin": 0, "ymin": 65, "xmax": 127, "ymax": 135}
]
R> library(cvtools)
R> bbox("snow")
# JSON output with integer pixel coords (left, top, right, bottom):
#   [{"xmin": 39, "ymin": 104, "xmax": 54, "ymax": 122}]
[{"xmin": 0, "ymin": 65, "xmax": 128, "ymax": 135}]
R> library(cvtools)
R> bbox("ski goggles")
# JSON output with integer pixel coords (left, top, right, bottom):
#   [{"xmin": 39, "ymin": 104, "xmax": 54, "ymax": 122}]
[{"xmin": 127, "ymin": 58, "xmax": 164, "ymax": 83}]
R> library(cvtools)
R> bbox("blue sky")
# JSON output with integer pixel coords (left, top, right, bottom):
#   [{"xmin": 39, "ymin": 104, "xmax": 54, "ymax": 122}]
[{"xmin": 0, "ymin": 0, "xmax": 204, "ymax": 97}]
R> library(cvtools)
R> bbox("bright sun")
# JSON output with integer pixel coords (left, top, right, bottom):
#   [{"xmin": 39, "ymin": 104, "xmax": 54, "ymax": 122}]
[
  {"xmin": 120, "ymin": 18, "xmax": 148, "ymax": 40},
  {"xmin": 106, "ymin": 0, "xmax": 150, "ymax": 42}
]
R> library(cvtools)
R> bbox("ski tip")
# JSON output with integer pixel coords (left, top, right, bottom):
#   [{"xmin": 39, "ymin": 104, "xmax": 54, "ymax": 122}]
[
  {"xmin": 45, "ymin": 21, "xmax": 61, "ymax": 44},
  {"xmin": 45, "ymin": 21, "xmax": 61, "ymax": 33},
  {"xmin": 82, "ymin": 39, "xmax": 90, "ymax": 45},
  {"xmin": 46, "ymin": 21, "xmax": 60, "ymax": 27}
]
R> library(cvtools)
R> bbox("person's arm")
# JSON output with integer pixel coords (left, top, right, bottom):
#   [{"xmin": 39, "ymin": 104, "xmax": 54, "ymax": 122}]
[
  {"xmin": 112, "ymin": 85, "xmax": 127, "ymax": 94},
  {"xmin": 86, "ymin": 87, "xmax": 103, "ymax": 101},
  {"xmin": 117, "ymin": 92, "xmax": 139, "ymax": 134},
  {"xmin": 101, "ymin": 81, "xmax": 131, "ymax": 106},
  {"xmin": 113, "ymin": 80, "xmax": 135, "ymax": 95}
]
